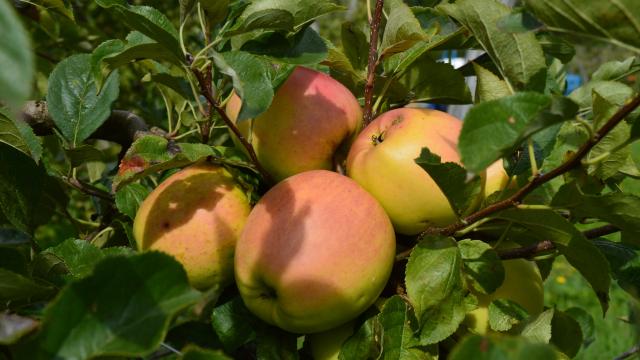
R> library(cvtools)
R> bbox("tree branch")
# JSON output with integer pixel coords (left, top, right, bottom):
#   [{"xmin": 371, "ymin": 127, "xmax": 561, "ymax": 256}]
[
  {"xmin": 191, "ymin": 68, "xmax": 274, "ymax": 185},
  {"xmin": 21, "ymin": 100, "xmax": 149, "ymax": 149},
  {"xmin": 422, "ymin": 93, "xmax": 640, "ymax": 238},
  {"xmin": 61, "ymin": 176, "xmax": 114, "ymax": 202},
  {"xmin": 362, "ymin": 0, "xmax": 385, "ymax": 127},
  {"xmin": 614, "ymin": 343, "xmax": 640, "ymax": 360}
]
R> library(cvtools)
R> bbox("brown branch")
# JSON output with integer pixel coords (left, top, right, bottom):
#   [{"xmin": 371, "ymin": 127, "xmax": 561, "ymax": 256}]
[
  {"xmin": 582, "ymin": 224, "xmax": 620, "ymax": 239},
  {"xmin": 362, "ymin": 0, "xmax": 385, "ymax": 127},
  {"xmin": 422, "ymin": 93, "xmax": 640, "ymax": 238},
  {"xmin": 21, "ymin": 101, "xmax": 149, "ymax": 149},
  {"xmin": 191, "ymin": 69, "xmax": 274, "ymax": 185},
  {"xmin": 61, "ymin": 176, "xmax": 114, "ymax": 201}
]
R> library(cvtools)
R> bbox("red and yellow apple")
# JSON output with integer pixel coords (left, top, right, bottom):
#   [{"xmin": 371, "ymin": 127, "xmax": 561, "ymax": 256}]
[
  {"xmin": 226, "ymin": 66, "xmax": 362, "ymax": 182},
  {"xmin": 346, "ymin": 108, "xmax": 463, "ymax": 235},
  {"xmin": 133, "ymin": 163, "xmax": 251, "ymax": 290},
  {"xmin": 234, "ymin": 170, "xmax": 395, "ymax": 333},
  {"xmin": 465, "ymin": 257, "xmax": 544, "ymax": 334}
]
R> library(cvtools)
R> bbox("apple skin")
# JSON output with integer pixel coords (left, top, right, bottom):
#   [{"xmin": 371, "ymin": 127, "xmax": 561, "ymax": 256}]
[
  {"xmin": 483, "ymin": 160, "xmax": 510, "ymax": 199},
  {"xmin": 346, "ymin": 108, "xmax": 462, "ymax": 235},
  {"xmin": 133, "ymin": 163, "xmax": 251, "ymax": 290},
  {"xmin": 308, "ymin": 322, "xmax": 354, "ymax": 360},
  {"xmin": 234, "ymin": 170, "xmax": 395, "ymax": 334},
  {"xmin": 465, "ymin": 258, "xmax": 544, "ymax": 334},
  {"xmin": 226, "ymin": 66, "xmax": 362, "ymax": 182}
]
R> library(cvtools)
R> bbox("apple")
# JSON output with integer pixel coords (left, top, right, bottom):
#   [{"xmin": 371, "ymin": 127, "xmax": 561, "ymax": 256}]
[
  {"xmin": 465, "ymin": 257, "xmax": 544, "ymax": 334},
  {"xmin": 308, "ymin": 321, "xmax": 354, "ymax": 360},
  {"xmin": 346, "ymin": 108, "xmax": 463, "ymax": 235},
  {"xmin": 133, "ymin": 163, "xmax": 251, "ymax": 290},
  {"xmin": 226, "ymin": 66, "xmax": 362, "ymax": 182},
  {"xmin": 483, "ymin": 159, "xmax": 510, "ymax": 199},
  {"xmin": 234, "ymin": 170, "xmax": 395, "ymax": 334}
]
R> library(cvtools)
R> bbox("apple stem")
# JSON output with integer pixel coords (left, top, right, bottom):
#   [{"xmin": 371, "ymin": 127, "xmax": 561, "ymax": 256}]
[{"xmin": 362, "ymin": 0, "xmax": 385, "ymax": 127}]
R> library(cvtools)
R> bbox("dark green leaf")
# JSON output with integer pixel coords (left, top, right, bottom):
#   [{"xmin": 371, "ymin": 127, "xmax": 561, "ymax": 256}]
[
  {"xmin": 255, "ymin": 325, "xmax": 299, "ymax": 360},
  {"xmin": 0, "ymin": 108, "xmax": 42, "ymax": 162},
  {"xmin": 488, "ymin": 299, "xmax": 529, "ymax": 332},
  {"xmin": 537, "ymin": 33, "xmax": 575, "ymax": 64},
  {"xmin": 15, "ymin": 252, "xmax": 201, "ymax": 359},
  {"xmin": 405, "ymin": 236, "xmax": 469, "ymax": 345},
  {"xmin": 396, "ymin": 56, "xmax": 472, "ymax": 104},
  {"xmin": 449, "ymin": 334, "xmax": 558, "ymax": 360},
  {"xmin": 378, "ymin": 296, "xmax": 432, "ymax": 359},
  {"xmin": 565, "ymin": 307, "xmax": 595, "ymax": 344},
  {"xmin": 524, "ymin": 0, "xmax": 640, "ymax": 54},
  {"xmin": 439, "ymin": 0, "xmax": 546, "ymax": 91},
  {"xmin": 0, "ymin": 268, "xmax": 55, "ymax": 303},
  {"xmin": 550, "ymin": 309, "xmax": 583, "ymax": 358},
  {"xmin": 339, "ymin": 316, "xmax": 381, "ymax": 360},
  {"xmin": 199, "ymin": 0, "xmax": 230, "ymax": 25},
  {"xmin": 459, "ymin": 240, "xmax": 505, "ymax": 294},
  {"xmin": 495, "ymin": 209, "xmax": 610, "ymax": 314},
  {"xmin": 115, "ymin": 183, "xmax": 151, "ymax": 219},
  {"xmin": 341, "ymin": 22, "xmax": 369, "ymax": 71},
  {"xmin": 65, "ymin": 144, "xmax": 105, "ymax": 168},
  {"xmin": 211, "ymin": 296, "xmax": 259, "ymax": 353},
  {"xmin": 46, "ymin": 54, "xmax": 120, "ymax": 147},
  {"xmin": 181, "ymin": 344, "xmax": 232, "ymax": 359},
  {"xmin": 459, "ymin": 92, "xmax": 578, "ymax": 173},
  {"xmin": 415, "ymin": 148, "xmax": 481, "ymax": 217},
  {"xmin": 496, "ymin": 10, "xmax": 543, "ymax": 33},
  {"xmin": 0, "ymin": 0, "xmax": 34, "ymax": 108},
  {"xmin": 594, "ymin": 240, "xmax": 640, "ymax": 300},
  {"xmin": 213, "ymin": 51, "xmax": 274, "ymax": 121},
  {"xmin": 240, "ymin": 26, "xmax": 328, "ymax": 65},
  {"xmin": 95, "ymin": 1, "xmax": 183, "ymax": 62},
  {"xmin": 380, "ymin": 0, "xmax": 427, "ymax": 56},
  {"xmin": 113, "ymin": 135, "xmax": 219, "ymax": 191}
]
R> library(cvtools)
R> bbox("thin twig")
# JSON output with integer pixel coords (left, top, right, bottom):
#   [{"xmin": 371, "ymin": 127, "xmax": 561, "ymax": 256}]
[
  {"xmin": 362, "ymin": 0, "xmax": 385, "ymax": 127},
  {"xmin": 61, "ymin": 176, "xmax": 114, "ymax": 202},
  {"xmin": 614, "ymin": 343, "xmax": 640, "ymax": 360},
  {"xmin": 191, "ymin": 68, "xmax": 274, "ymax": 185},
  {"xmin": 421, "ymin": 93, "xmax": 640, "ymax": 238}
]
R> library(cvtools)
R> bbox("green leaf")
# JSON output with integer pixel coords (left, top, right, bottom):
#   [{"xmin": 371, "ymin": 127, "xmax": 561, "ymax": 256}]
[
  {"xmin": 405, "ymin": 236, "xmax": 469, "ymax": 345},
  {"xmin": 181, "ymin": 345, "xmax": 232, "ymax": 360},
  {"xmin": 524, "ymin": 0, "xmax": 640, "ymax": 54},
  {"xmin": 449, "ymin": 334, "xmax": 559, "ymax": 360},
  {"xmin": 415, "ymin": 148, "xmax": 481, "ymax": 217},
  {"xmin": 458, "ymin": 240, "xmax": 505, "ymax": 294},
  {"xmin": 339, "ymin": 315, "xmax": 381, "ymax": 360},
  {"xmin": 341, "ymin": 22, "xmax": 369, "ymax": 71},
  {"xmin": 494, "ymin": 209, "xmax": 610, "ymax": 314},
  {"xmin": 46, "ymin": 54, "xmax": 120, "ymax": 147},
  {"xmin": 15, "ymin": 252, "xmax": 201, "ymax": 359},
  {"xmin": 0, "ymin": 268, "xmax": 55, "ymax": 303},
  {"xmin": 564, "ymin": 307, "xmax": 595, "ymax": 344},
  {"xmin": 115, "ymin": 183, "xmax": 151, "ymax": 219},
  {"xmin": 473, "ymin": 62, "xmax": 511, "ymax": 103},
  {"xmin": 496, "ymin": 10, "xmax": 543, "ymax": 33},
  {"xmin": 65, "ymin": 144, "xmax": 105, "ymax": 168},
  {"xmin": 0, "ymin": 313, "xmax": 38, "ymax": 345},
  {"xmin": 95, "ymin": 1, "xmax": 184, "ymax": 62},
  {"xmin": 0, "ymin": 0, "xmax": 34, "ymax": 108},
  {"xmin": 0, "ymin": 108, "xmax": 42, "ymax": 162},
  {"xmin": 240, "ymin": 26, "xmax": 328, "ymax": 65},
  {"xmin": 378, "ymin": 296, "xmax": 432, "ymax": 359},
  {"xmin": 213, "ymin": 51, "xmax": 274, "ymax": 121},
  {"xmin": 593, "ymin": 240, "xmax": 640, "ymax": 300},
  {"xmin": 113, "ymin": 135, "xmax": 219, "ymax": 191},
  {"xmin": 521, "ymin": 309, "xmax": 554, "ymax": 344},
  {"xmin": 439, "ymin": 0, "xmax": 546, "ymax": 91},
  {"xmin": 459, "ymin": 92, "xmax": 578, "ymax": 173},
  {"xmin": 550, "ymin": 310, "xmax": 583, "ymax": 358},
  {"xmin": 488, "ymin": 299, "xmax": 529, "ymax": 332},
  {"xmin": 211, "ymin": 296, "xmax": 259, "ymax": 353},
  {"xmin": 396, "ymin": 56, "xmax": 472, "ymax": 104},
  {"xmin": 199, "ymin": 0, "xmax": 230, "ymax": 25},
  {"xmin": 255, "ymin": 325, "xmax": 299, "ymax": 360},
  {"xmin": 592, "ymin": 57, "xmax": 640, "ymax": 81},
  {"xmin": 380, "ymin": 0, "xmax": 427, "ymax": 56},
  {"xmin": 0, "ymin": 143, "xmax": 58, "ymax": 233}
]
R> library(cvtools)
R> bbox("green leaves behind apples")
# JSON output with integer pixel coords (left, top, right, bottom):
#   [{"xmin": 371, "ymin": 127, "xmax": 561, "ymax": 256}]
[
  {"xmin": 227, "ymin": 0, "xmax": 344, "ymax": 36},
  {"xmin": 524, "ymin": 0, "xmax": 640, "ymax": 54},
  {"xmin": 113, "ymin": 135, "xmax": 224, "ymax": 191},
  {"xmin": 459, "ymin": 92, "xmax": 578, "ymax": 173},
  {"xmin": 0, "ymin": 268, "xmax": 55, "ymax": 304},
  {"xmin": 46, "ymin": 54, "xmax": 120, "ymax": 147},
  {"xmin": 405, "ymin": 236, "xmax": 474, "ymax": 345},
  {"xmin": 494, "ymin": 208, "xmax": 611, "ymax": 314},
  {"xmin": 449, "ymin": 334, "xmax": 558, "ymax": 360},
  {"xmin": 0, "ymin": 144, "xmax": 63, "ymax": 234},
  {"xmin": 182, "ymin": 345, "xmax": 232, "ymax": 360},
  {"xmin": 593, "ymin": 240, "xmax": 640, "ymax": 300},
  {"xmin": 0, "ymin": 107, "xmax": 42, "ymax": 162},
  {"xmin": 213, "ymin": 51, "xmax": 274, "ymax": 122},
  {"xmin": 439, "ymin": 0, "xmax": 546, "ymax": 92},
  {"xmin": 0, "ymin": 0, "xmax": 34, "ymax": 108},
  {"xmin": 458, "ymin": 240, "xmax": 505, "ymax": 295},
  {"xmin": 380, "ymin": 0, "xmax": 427, "ymax": 56},
  {"xmin": 95, "ymin": 0, "xmax": 183, "ymax": 62},
  {"xmin": 239, "ymin": 26, "xmax": 328, "ymax": 65},
  {"xmin": 488, "ymin": 299, "xmax": 529, "ymax": 332},
  {"xmin": 15, "ymin": 252, "xmax": 201, "ymax": 360},
  {"xmin": 115, "ymin": 183, "xmax": 151, "ymax": 219},
  {"xmin": 415, "ymin": 148, "xmax": 482, "ymax": 218}
]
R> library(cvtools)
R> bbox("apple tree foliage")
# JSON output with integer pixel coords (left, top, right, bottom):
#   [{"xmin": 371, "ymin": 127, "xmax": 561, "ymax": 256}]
[{"xmin": 1, "ymin": 0, "xmax": 640, "ymax": 358}]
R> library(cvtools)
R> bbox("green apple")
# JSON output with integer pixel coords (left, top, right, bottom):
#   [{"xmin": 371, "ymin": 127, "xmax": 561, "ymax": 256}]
[
  {"xmin": 234, "ymin": 170, "xmax": 395, "ymax": 333},
  {"xmin": 226, "ymin": 66, "xmax": 362, "ymax": 182},
  {"xmin": 465, "ymin": 257, "xmax": 544, "ymax": 334},
  {"xmin": 133, "ymin": 163, "xmax": 251, "ymax": 290},
  {"xmin": 483, "ymin": 159, "xmax": 510, "ymax": 199},
  {"xmin": 346, "ymin": 108, "xmax": 463, "ymax": 235},
  {"xmin": 308, "ymin": 321, "xmax": 354, "ymax": 360}
]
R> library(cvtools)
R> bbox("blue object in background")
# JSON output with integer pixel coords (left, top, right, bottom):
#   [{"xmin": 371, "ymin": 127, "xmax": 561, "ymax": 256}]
[{"xmin": 565, "ymin": 73, "xmax": 582, "ymax": 95}]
